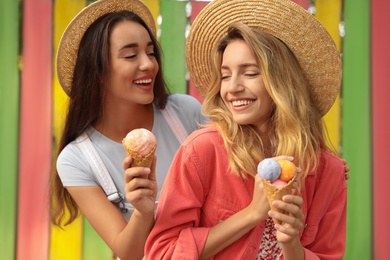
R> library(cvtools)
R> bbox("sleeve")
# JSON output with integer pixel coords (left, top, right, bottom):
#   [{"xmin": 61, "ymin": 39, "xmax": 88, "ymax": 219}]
[
  {"xmin": 145, "ymin": 142, "xmax": 209, "ymax": 259},
  {"xmin": 302, "ymin": 153, "xmax": 347, "ymax": 260},
  {"xmin": 56, "ymin": 143, "xmax": 98, "ymax": 187}
]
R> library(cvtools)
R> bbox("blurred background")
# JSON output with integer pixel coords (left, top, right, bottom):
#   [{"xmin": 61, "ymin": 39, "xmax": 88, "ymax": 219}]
[{"xmin": 0, "ymin": 0, "xmax": 389, "ymax": 259}]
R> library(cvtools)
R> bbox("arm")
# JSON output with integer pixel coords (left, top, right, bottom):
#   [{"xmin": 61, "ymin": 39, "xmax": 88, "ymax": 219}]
[
  {"xmin": 66, "ymin": 156, "xmax": 157, "ymax": 260},
  {"xmin": 199, "ymin": 174, "xmax": 269, "ymax": 259},
  {"xmin": 303, "ymin": 178, "xmax": 347, "ymax": 260},
  {"xmin": 267, "ymin": 153, "xmax": 346, "ymax": 260},
  {"xmin": 273, "ymin": 153, "xmax": 346, "ymax": 260},
  {"xmin": 146, "ymin": 133, "xmax": 271, "ymax": 259}
]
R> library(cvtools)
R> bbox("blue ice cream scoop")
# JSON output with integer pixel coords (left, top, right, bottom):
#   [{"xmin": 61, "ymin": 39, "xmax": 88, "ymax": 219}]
[{"xmin": 257, "ymin": 158, "xmax": 281, "ymax": 182}]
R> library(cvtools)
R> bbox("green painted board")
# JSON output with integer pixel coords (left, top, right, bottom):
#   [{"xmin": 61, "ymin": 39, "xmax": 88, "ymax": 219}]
[
  {"xmin": 159, "ymin": 0, "xmax": 188, "ymax": 94},
  {"xmin": 342, "ymin": 0, "xmax": 372, "ymax": 259},
  {"xmin": 0, "ymin": 0, "xmax": 20, "ymax": 259},
  {"xmin": 82, "ymin": 218, "xmax": 113, "ymax": 260}
]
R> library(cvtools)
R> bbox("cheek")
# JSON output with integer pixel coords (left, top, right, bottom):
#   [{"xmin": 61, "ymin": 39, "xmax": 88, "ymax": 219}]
[
  {"xmin": 220, "ymin": 85, "xmax": 228, "ymax": 102},
  {"xmin": 153, "ymin": 60, "xmax": 159, "ymax": 75}
]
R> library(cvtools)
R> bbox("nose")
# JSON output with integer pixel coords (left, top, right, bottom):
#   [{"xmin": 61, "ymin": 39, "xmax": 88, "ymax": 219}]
[
  {"xmin": 226, "ymin": 74, "xmax": 244, "ymax": 93},
  {"xmin": 139, "ymin": 53, "xmax": 155, "ymax": 72}
]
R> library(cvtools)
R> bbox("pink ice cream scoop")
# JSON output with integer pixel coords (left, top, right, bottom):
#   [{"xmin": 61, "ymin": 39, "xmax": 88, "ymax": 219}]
[{"xmin": 122, "ymin": 128, "xmax": 157, "ymax": 167}]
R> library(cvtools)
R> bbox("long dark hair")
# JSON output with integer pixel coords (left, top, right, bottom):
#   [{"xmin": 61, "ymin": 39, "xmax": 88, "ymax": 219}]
[{"xmin": 51, "ymin": 11, "xmax": 170, "ymax": 226}]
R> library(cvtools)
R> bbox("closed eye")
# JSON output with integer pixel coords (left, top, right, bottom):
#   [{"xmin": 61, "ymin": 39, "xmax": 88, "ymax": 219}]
[
  {"xmin": 245, "ymin": 73, "xmax": 259, "ymax": 77},
  {"xmin": 124, "ymin": 54, "xmax": 137, "ymax": 59}
]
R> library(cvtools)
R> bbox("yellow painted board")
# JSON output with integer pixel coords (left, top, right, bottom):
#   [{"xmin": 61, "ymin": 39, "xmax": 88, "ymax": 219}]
[
  {"xmin": 315, "ymin": 0, "xmax": 342, "ymax": 154},
  {"xmin": 49, "ymin": 1, "xmax": 87, "ymax": 259},
  {"xmin": 143, "ymin": 0, "xmax": 160, "ymax": 30}
]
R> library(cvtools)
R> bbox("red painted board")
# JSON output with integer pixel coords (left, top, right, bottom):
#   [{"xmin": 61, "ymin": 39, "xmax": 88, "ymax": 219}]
[
  {"xmin": 188, "ymin": 1, "xmax": 209, "ymax": 103},
  {"xmin": 372, "ymin": 0, "xmax": 390, "ymax": 259},
  {"xmin": 291, "ymin": 0, "xmax": 310, "ymax": 9},
  {"xmin": 16, "ymin": 0, "xmax": 53, "ymax": 259}
]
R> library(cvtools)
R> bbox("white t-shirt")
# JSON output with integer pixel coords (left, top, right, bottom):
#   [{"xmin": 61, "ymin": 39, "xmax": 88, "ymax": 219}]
[{"xmin": 57, "ymin": 94, "xmax": 207, "ymax": 220}]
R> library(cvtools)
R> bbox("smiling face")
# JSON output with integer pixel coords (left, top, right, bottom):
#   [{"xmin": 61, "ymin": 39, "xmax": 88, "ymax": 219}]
[
  {"xmin": 220, "ymin": 39, "xmax": 273, "ymax": 132},
  {"xmin": 107, "ymin": 20, "xmax": 159, "ymax": 105}
]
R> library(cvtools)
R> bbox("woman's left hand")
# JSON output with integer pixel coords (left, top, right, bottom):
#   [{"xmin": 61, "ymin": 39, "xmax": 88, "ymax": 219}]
[{"xmin": 269, "ymin": 194, "xmax": 304, "ymax": 243}]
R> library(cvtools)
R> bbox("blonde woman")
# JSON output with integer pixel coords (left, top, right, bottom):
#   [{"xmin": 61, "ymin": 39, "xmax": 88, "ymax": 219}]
[{"xmin": 146, "ymin": 0, "xmax": 346, "ymax": 259}]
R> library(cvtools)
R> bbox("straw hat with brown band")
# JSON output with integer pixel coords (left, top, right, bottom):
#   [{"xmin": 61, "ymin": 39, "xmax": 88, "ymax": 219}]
[
  {"xmin": 186, "ymin": 0, "xmax": 342, "ymax": 116},
  {"xmin": 56, "ymin": 0, "xmax": 156, "ymax": 96}
]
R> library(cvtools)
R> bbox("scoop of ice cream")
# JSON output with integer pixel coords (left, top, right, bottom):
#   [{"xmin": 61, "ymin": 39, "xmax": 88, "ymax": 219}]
[
  {"xmin": 257, "ymin": 158, "xmax": 281, "ymax": 182},
  {"xmin": 278, "ymin": 159, "xmax": 297, "ymax": 182},
  {"xmin": 123, "ymin": 128, "xmax": 157, "ymax": 156},
  {"xmin": 272, "ymin": 179, "xmax": 288, "ymax": 189}
]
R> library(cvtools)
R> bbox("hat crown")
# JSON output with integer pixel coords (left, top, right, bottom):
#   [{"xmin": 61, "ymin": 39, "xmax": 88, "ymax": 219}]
[
  {"xmin": 56, "ymin": 0, "xmax": 156, "ymax": 96},
  {"xmin": 186, "ymin": 0, "xmax": 341, "ymax": 116}
]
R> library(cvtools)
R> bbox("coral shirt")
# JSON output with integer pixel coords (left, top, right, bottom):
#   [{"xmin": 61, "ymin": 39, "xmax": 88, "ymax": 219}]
[{"xmin": 145, "ymin": 127, "xmax": 347, "ymax": 259}]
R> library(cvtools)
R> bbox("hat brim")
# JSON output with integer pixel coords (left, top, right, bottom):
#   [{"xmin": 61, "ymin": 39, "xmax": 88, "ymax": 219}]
[
  {"xmin": 186, "ymin": 0, "xmax": 342, "ymax": 116},
  {"xmin": 57, "ymin": 0, "xmax": 156, "ymax": 96}
]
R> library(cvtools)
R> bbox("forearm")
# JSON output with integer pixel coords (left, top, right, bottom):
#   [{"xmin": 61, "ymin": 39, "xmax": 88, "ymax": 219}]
[
  {"xmin": 199, "ymin": 206, "xmax": 265, "ymax": 260},
  {"xmin": 112, "ymin": 210, "xmax": 155, "ymax": 260},
  {"xmin": 281, "ymin": 237, "xmax": 304, "ymax": 260}
]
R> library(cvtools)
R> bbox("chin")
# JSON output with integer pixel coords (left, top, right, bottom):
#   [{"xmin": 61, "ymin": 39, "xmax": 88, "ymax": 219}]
[{"xmin": 233, "ymin": 117, "xmax": 251, "ymax": 125}]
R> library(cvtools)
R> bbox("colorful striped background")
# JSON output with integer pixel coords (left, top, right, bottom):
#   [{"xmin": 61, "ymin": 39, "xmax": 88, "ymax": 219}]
[{"xmin": 0, "ymin": 0, "xmax": 388, "ymax": 259}]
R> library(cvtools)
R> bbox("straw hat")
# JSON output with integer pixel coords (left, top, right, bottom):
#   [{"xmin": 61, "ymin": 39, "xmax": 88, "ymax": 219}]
[
  {"xmin": 186, "ymin": 0, "xmax": 342, "ymax": 116},
  {"xmin": 56, "ymin": 0, "xmax": 156, "ymax": 96}
]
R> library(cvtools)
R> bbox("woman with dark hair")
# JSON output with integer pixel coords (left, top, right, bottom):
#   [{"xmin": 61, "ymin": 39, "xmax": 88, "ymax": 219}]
[{"xmin": 50, "ymin": 1, "xmax": 205, "ymax": 259}]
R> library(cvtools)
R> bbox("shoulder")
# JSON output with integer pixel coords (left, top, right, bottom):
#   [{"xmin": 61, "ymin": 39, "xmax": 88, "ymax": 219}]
[
  {"xmin": 168, "ymin": 93, "xmax": 201, "ymax": 108},
  {"xmin": 57, "ymin": 140, "xmax": 84, "ymax": 167},
  {"xmin": 318, "ymin": 150, "xmax": 345, "ymax": 174},
  {"xmin": 174, "ymin": 127, "xmax": 227, "ymax": 181},
  {"xmin": 185, "ymin": 127, "xmax": 220, "ymax": 144},
  {"xmin": 182, "ymin": 127, "xmax": 224, "ymax": 156},
  {"xmin": 56, "ymin": 138, "xmax": 94, "ymax": 185},
  {"xmin": 167, "ymin": 94, "xmax": 203, "ymax": 117},
  {"xmin": 164, "ymin": 94, "xmax": 208, "ymax": 130}
]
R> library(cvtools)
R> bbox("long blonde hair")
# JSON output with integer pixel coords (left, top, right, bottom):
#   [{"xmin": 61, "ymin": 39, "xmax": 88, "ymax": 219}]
[{"xmin": 202, "ymin": 22, "xmax": 328, "ymax": 180}]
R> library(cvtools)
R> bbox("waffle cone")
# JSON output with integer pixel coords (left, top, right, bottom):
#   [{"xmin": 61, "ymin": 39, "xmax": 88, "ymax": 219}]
[
  {"xmin": 262, "ymin": 179, "xmax": 295, "ymax": 225},
  {"xmin": 123, "ymin": 142, "xmax": 156, "ymax": 168}
]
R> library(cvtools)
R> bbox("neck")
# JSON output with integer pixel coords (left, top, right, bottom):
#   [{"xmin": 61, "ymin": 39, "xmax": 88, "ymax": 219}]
[{"xmin": 94, "ymin": 103, "xmax": 154, "ymax": 143}]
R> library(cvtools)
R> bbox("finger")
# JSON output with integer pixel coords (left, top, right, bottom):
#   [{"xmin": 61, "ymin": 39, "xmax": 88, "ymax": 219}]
[
  {"xmin": 269, "ymin": 207, "xmax": 303, "ymax": 231},
  {"xmin": 122, "ymin": 156, "xmax": 133, "ymax": 170},
  {"xmin": 268, "ymin": 209, "xmax": 301, "ymax": 230},
  {"xmin": 149, "ymin": 155, "xmax": 157, "ymax": 182},
  {"xmin": 126, "ymin": 187, "xmax": 154, "ymax": 202},
  {"xmin": 124, "ymin": 167, "xmax": 151, "ymax": 183},
  {"xmin": 125, "ymin": 177, "xmax": 154, "ymax": 193},
  {"xmin": 273, "ymin": 155, "xmax": 294, "ymax": 162},
  {"xmin": 274, "ymin": 222, "xmax": 301, "ymax": 237},
  {"xmin": 282, "ymin": 194, "xmax": 303, "ymax": 205}
]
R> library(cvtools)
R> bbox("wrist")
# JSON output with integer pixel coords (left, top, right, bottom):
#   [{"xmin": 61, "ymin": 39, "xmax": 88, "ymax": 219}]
[{"xmin": 280, "ymin": 237, "xmax": 304, "ymax": 260}]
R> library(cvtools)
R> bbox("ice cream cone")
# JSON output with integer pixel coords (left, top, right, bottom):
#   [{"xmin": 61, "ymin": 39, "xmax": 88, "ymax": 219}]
[
  {"xmin": 123, "ymin": 143, "xmax": 156, "ymax": 167},
  {"xmin": 122, "ymin": 128, "xmax": 157, "ymax": 168},
  {"xmin": 262, "ymin": 178, "xmax": 295, "ymax": 225}
]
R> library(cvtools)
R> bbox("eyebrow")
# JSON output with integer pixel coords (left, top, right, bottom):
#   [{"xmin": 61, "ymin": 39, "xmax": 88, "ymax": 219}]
[
  {"xmin": 119, "ymin": 41, "xmax": 154, "ymax": 51},
  {"xmin": 221, "ymin": 63, "xmax": 258, "ymax": 70}
]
